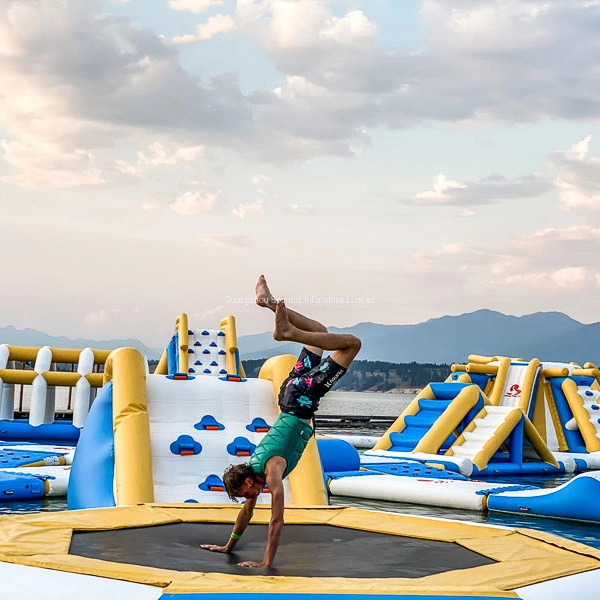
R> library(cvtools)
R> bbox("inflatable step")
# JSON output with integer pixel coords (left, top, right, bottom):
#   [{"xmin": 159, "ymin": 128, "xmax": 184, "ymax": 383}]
[{"xmin": 416, "ymin": 398, "xmax": 452, "ymax": 411}]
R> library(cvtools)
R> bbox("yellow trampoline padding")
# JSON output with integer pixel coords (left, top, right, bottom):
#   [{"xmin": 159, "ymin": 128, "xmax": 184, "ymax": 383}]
[
  {"xmin": 259, "ymin": 354, "xmax": 328, "ymax": 505},
  {"xmin": 1, "ymin": 505, "xmax": 600, "ymax": 596}
]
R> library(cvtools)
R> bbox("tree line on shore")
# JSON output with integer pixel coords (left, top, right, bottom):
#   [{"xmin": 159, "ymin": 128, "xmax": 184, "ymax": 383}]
[{"xmin": 242, "ymin": 359, "xmax": 452, "ymax": 393}]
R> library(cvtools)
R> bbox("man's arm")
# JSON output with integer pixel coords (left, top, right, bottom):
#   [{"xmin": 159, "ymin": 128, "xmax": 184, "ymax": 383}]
[
  {"xmin": 200, "ymin": 495, "xmax": 257, "ymax": 553},
  {"xmin": 238, "ymin": 457, "xmax": 286, "ymax": 568}
]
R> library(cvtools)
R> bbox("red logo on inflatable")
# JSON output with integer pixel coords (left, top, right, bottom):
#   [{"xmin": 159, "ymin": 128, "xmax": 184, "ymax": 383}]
[{"xmin": 505, "ymin": 384, "xmax": 522, "ymax": 398}]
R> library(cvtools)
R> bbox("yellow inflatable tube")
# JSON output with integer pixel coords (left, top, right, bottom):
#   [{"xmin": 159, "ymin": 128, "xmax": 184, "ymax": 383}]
[
  {"xmin": 413, "ymin": 385, "xmax": 482, "ymax": 454},
  {"xmin": 563, "ymin": 378, "xmax": 600, "ymax": 452},
  {"xmin": 259, "ymin": 355, "xmax": 327, "ymax": 505},
  {"xmin": 523, "ymin": 418, "xmax": 559, "ymax": 466},
  {"xmin": 104, "ymin": 348, "xmax": 154, "ymax": 505},
  {"xmin": 487, "ymin": 357, "xmax": 512, "ymax": 406}
]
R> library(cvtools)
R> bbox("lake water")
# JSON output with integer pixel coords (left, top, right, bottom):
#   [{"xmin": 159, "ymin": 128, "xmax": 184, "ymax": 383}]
[{"xmin": 3, "ymin": 391, "xmax": 600, "ymax": 550}]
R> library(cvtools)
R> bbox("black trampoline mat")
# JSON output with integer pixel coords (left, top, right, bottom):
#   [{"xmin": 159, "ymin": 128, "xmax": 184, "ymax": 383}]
[{"xmin": 69, "ymin": 523, "xmax": 495, "ymax": 578}]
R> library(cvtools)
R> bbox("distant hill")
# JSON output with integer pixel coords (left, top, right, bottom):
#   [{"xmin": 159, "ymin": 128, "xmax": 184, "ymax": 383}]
[
  {"xmin": 238, "ymin": 310, "xmax": 599, "ymax": 365},
  {"xmin": 1, "ymin": 310, "xmax": 597, "ymax": 366},
  {"xmin": 0, "ymin": 325, "xmax": 162, "ymax": 359}
]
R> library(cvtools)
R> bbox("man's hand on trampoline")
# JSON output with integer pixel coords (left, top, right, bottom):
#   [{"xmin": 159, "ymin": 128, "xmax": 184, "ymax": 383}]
[
  {"xmin": 200, "ymin": 544, "xmax": 229, "ymax": 553},
  {"xmin": 238, "ymin": 560, "xmax": 265, "ymax": 568}
]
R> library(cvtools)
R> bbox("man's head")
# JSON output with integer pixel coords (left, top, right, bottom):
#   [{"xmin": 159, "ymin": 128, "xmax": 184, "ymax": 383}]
[{"xmin": 223, "ymin": 463, "xmax": 264, "ymax": 501}]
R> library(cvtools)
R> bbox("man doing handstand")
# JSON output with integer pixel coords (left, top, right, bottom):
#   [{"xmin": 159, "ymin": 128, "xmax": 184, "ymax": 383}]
[{"xmin": 201, "ymin": 275, "xmax": 361, "ymax": 568}]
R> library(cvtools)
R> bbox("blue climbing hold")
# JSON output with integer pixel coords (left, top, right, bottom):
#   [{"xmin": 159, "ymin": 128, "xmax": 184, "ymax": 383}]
[
  {"xmin": 199, "ymin": 474, "xmax": 225, "ymax": 492},
  {"xmin": 169, "ymin": 435, "xmax": 202, "ymax": 456},
  {"xmin": 194, "ymin": 415, "xmax": 225, "ymax": 431},
  {"xmin": 227, "ymin": 436, "xmax": 256, "ymax": 457},
  {"xmin": 246, "ymin": 417, "xmax": 271, "ymax": 433}
]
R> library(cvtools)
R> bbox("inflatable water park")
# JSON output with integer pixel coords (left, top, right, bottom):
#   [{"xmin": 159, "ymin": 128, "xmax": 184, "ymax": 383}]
[{"xmin": 1, "ymin": 313, "xmax": 600, "ymax": 598}]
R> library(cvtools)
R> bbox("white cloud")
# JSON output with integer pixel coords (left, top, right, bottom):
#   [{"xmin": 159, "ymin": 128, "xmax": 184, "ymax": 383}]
[
  {"xmin": 413, "ymin": 173, "xmax": 467, "ymax": 205},
  {"xmin": 402, "ymin": 225, "xmax": 600, "ymax": 304},
  {"xmin": 550, "ymin": 266, "xmax": 588, "ymax": 288},
  {"xmin": 411, "ymin": 171, "xmax": 549, "ymax": 207},
  {"xmin": 172, "ymin": 13, "xmax": 236, "ymax": 44},
  {"xmin": 551, "ymin": 135, "xmax": 600, "ymax": 213},
  {"xmin": 2, "ymin": 1, "xmax": 600, "ymax": 180},
  {"xmin": 0, "ymin": 2, "xmax": 252, "ymax": 187},
  {"xmin": 170, "ymin": 184, "xmax": 223, "ymax": 215},
  {"xmin": 232, "ymin": 198, "xmax": 264, "ymax": 219},
  {"xmin": 137, "ymin": 142, "xmax": 206, "ymax": 166},
  {"xmin": 320, "ymin": 10, "xmax": 377, "ymax": 45},
  {"xmin": 411, "ymin": 136, "xmax": 600, "ymax": 210},
  {"xmin": 488, "ymin": 226, "xmax": 600, "ymax": 292},
  {"xmin": 0, "ymin": 136, "xmax": 138, "ymax": 189},
  {"xmin": 168, "ymin": 0, "xmax": 223, "ymax": 13}
]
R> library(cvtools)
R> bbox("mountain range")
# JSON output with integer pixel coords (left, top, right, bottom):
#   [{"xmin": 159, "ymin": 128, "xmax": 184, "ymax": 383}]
[
  {"xmin": 0, "ymin": 325, "xmax": 162, "ymax": 360},
  {"xmin": 0, "ymin": 310, "xmax": 598, "ymax": 366},
  {"xmin": 237, "ymin": 310, "xmax": 600, "ymax": 365}
]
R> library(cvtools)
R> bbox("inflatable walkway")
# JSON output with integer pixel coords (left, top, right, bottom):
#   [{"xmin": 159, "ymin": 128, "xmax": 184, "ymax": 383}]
[
  {"xmin": 321, "ymin": 436, "xmax": 600, "ymax": 522},
  {"xmin": 68, "ymin": 314, "xmax": 326, "ymax": 508}
]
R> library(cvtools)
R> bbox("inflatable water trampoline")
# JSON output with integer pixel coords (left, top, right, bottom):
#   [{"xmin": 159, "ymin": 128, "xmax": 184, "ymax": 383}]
[{"xmin": 1, "ymin": 503, "xmax": 599, "ymax": 599}]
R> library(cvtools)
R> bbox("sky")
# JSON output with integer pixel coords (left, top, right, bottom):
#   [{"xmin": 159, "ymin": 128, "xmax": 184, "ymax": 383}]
[{"xmin": 1, "ymin": 0, "xmax": 600, "ymax": 349}]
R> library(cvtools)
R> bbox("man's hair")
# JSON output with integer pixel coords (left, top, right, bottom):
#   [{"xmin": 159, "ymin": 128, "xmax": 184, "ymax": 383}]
[{"xmin": 223, "ymin": 463, "xmax": 256, "ymax": 502}]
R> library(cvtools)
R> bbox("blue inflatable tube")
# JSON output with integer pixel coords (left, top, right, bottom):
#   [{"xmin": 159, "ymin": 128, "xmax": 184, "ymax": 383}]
[
  {"xmin": 0, "ymin": 419, "xmax": 80, "ymax": 444},
  {"xmin": 67, "ymin": 382, "xmax": 116, "ymax": 509},
  {"xmin": 317, "ymin": 438, "xmax": 360, "ymax": 473},
  {"xmin": 487, "ymin": 472, "xmax": 600, "ymax": 522},
  {"xmin": 0, "ymin": 471, "xmax": 46, "ymax": 501}
]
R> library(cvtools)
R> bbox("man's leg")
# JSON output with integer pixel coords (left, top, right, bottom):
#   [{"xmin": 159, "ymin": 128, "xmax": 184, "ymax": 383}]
[
  {"xmin": 256, "ymin": 275, "xmax": 327, "ymax": 357},
  {"xmin": 273, "ymin": 301, "xmax": 361, "ymax": 369}
]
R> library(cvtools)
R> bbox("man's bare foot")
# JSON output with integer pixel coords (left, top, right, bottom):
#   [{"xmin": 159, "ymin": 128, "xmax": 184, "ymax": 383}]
[
  {"xmin": 255, "ymin": 275, "xmax": 277, "ymax": 310},
  {"xmin": 273, "ymin": 300, "xmax": 296, "ymax": 341}
]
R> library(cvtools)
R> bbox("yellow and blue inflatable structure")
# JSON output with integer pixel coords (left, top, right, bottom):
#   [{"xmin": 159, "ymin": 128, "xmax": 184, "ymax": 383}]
[
  {"xmin": 68, "ymin": 314, "xmax": 326, "ymax": 509},
  {"xmin": 321, "ymin": 355, "xmax": 600, "ymax": 523}
]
